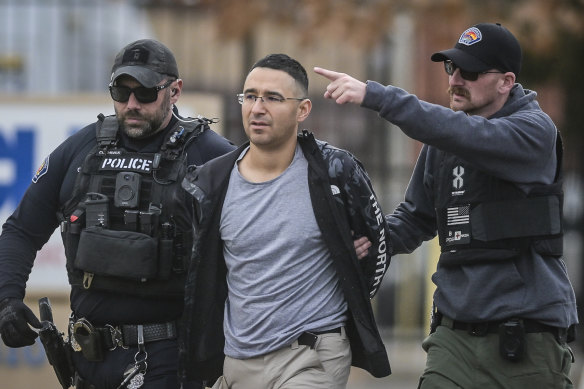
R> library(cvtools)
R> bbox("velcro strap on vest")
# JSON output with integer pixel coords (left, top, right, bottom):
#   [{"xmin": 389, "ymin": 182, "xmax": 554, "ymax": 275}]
[{"xmin": 471, "ymin": 195, "xmax": 561, "ymax": 242}]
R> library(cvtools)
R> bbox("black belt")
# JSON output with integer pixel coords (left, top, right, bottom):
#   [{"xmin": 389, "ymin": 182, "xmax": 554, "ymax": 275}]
[
  {"xmin": 439, "ymin": 315, "xmax": 571, "ymax": 343},
  {"xmin": 297, "ymin": 327, "xmax": 342, "ymax": 349},
  {"xmin": 115, "ymin": 322, "xmax": 177, "ymax": 347},
  {"xmin": 70, "ymin": 318, "xmax": 177, "ymax": 351}
]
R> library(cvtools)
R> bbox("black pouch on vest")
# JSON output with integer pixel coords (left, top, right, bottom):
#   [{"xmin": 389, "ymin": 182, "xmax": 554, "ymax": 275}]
[{"xmin": 75, "ymin": 226, "xmax": 158, "ymax": 280}]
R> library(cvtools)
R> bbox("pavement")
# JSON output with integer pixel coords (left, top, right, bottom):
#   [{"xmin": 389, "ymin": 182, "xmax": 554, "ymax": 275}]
[{"xmin": 346, "ymin": 328, "xmax": 584, "ymax": 389}]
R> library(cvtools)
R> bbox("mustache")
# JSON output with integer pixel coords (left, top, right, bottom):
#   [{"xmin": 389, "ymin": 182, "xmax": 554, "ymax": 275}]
[
  {"xmin": 123, "ymin": 110, "xmax": 144, "ymax": 120},
  {"xmin": 448, "ymin": 86, "xmax": 470, "ymax": 99}
]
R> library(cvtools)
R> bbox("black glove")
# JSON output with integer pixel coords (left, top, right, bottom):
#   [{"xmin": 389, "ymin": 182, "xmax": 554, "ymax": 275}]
[{"xmin": 0, "ymin": 298, "xmax": 42, "ymax": 347}]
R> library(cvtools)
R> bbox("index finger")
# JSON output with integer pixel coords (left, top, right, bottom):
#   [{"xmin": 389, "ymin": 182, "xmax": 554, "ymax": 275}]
[{"xmin": 313, "ymin": 67, "xmax": 344, "ymax": 81}]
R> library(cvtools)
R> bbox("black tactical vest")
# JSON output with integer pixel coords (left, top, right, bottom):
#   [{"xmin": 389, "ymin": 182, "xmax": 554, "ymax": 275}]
[
  {"xmin": 434, "ymin": 133, "xmax": 564, "ymax": 266},
  {"xmin": 60, "ymin": 114, "xmax": 209, "ymax": 297}
]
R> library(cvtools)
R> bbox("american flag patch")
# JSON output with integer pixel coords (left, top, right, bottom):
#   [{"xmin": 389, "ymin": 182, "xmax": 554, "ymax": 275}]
[{"xmin": 447, "ymin": 205, "xmax": 470, "ymax": 226}]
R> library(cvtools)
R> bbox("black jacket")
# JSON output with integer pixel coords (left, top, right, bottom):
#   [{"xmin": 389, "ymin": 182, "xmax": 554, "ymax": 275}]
[{"xmin": 179, "ymin": 131, "xmax": 391, "ymax": 382}]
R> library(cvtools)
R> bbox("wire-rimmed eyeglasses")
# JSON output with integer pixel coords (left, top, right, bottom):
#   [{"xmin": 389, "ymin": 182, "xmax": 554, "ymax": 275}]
[{"xmin": 236, "ymin": 93, "xmax": 307, "ymax": 105}]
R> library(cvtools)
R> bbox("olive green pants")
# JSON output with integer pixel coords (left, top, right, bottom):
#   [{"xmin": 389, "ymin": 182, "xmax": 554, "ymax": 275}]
[{"xmin": 418, "ymin": 325, "xmax": 574, "ymax": 389}]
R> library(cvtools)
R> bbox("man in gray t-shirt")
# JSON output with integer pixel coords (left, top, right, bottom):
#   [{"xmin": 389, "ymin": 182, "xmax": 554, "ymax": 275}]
[
  {"xmin": 221, "ymin": 143, "xmax": 348, "ymax": 361},
  {"xmin": 179, "ymin": 54, "xmax": 391, "ymax": 388}
]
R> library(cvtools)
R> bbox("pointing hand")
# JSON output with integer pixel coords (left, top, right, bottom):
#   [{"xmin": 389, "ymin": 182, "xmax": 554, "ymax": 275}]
[{"xmin": 314, "ymin": 67, "xmax": 367, "ymax": 105}]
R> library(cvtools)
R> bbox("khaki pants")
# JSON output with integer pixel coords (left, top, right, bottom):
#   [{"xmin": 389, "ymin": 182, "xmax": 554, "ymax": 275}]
[
  {"xmin": 418, "ymin": 325, "xmax": 574, "ymax": 389},
  {"xmin": 212, "ymin": 328, "xmax": 351, "ymax": 389}
]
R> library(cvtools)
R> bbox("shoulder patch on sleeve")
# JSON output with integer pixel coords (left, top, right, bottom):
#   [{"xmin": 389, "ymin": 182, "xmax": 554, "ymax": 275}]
[{"xmin": 32, "ymin": 156, "xmax": 50, "ymax": 183}]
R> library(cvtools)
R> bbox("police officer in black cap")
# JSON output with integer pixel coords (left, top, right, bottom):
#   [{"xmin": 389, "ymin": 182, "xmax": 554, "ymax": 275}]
[
  {"xmin": 316, "ymin": 22, "xmax": 577, "ymax": 388},
  {"xmin": 0, "ymin": 39, "xmax": 235, "ymax": 388}
]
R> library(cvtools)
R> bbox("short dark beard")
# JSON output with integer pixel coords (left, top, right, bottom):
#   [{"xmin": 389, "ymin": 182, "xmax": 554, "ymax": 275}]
[{"xmin": 117, "ymin": 91, "xmax": 171, "ymax": 139}]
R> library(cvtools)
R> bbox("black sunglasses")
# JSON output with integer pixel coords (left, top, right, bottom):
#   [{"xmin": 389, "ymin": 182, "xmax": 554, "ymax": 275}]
[
  {"xmin": 109, "ymin": 79, "xmax": 175, "ymax": 104},
  {"xmin": 444, "ymin": 61, "xmax": 503, "ymax": 81}
]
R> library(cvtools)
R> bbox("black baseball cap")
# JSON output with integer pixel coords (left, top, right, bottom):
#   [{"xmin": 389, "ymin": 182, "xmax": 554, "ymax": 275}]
[
  {"xmin": 110, "ymin": 39, "xmax": 179, "ymax": 88},
  {"xmin": 431, "ymin": 23, "xmax": 522, "ymax": 77}
]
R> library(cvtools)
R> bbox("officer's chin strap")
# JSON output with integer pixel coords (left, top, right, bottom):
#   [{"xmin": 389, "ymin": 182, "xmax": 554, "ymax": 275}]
[{"xmin": 117, "ymin": 325, "xmax": 148, "ymax": 389}]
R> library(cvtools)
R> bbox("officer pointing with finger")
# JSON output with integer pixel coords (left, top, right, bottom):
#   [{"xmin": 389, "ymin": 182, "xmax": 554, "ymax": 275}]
[
  {"xmin": 316, "ymin": 22, "xmax": 578, "ymax": 388},
  {"xmin": 0, "ymin": 39, "xmax": 235, "ymax": 388}
]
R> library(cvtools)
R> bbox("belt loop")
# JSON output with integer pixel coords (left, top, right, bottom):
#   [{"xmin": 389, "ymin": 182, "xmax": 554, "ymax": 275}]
[
  {"xmin": 291, "ymin": 340, "xmax": 299, "ymax": 350},
  {"xmin": 166, "ymin": 322, "xmax": 175, "ymax": 338},
  {"xmin": 340, "ymin": 326, "xmax": 346, "ymax": 339},
  {"xmin": 314, "ymin": 333, "xmax": 322, "ymax": 350},
  {"xmin": 440, "ymin": 315, "xmax": 454, "ymax": 329}
]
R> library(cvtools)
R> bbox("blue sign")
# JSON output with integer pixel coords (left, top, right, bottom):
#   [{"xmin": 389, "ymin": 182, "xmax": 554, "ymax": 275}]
[{"xmin": 0, "ymin": 127, "xmax": 34, "ymax": 208}]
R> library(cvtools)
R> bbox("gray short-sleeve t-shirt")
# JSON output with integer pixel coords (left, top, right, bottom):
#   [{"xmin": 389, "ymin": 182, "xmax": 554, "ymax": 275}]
[{"xmin": 220, "ymin": 144, "xmax": 348, "ymax": 358}]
